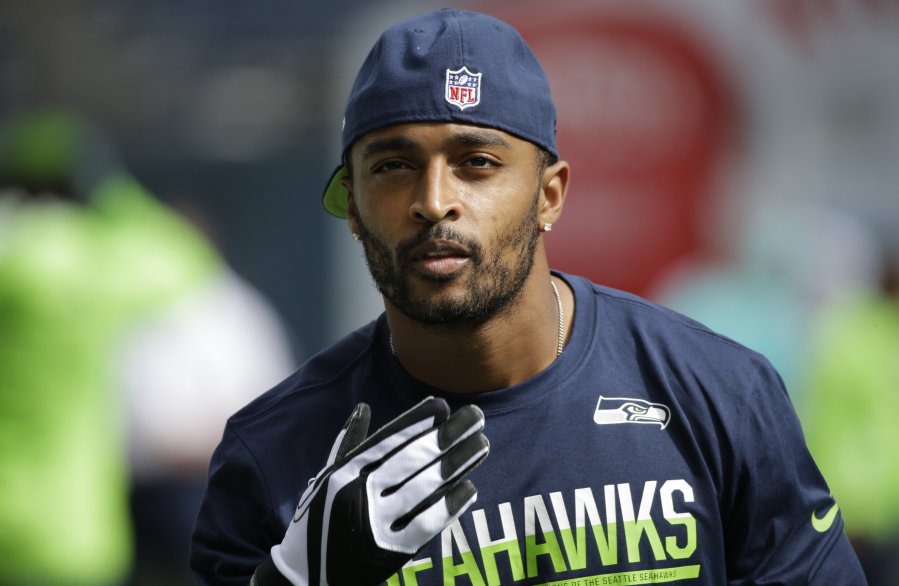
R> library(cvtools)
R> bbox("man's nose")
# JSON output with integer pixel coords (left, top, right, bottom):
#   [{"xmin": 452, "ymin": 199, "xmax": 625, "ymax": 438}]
[{"xmin": 408, "ymin": 162, "xmax": 460, "ymax": 223}]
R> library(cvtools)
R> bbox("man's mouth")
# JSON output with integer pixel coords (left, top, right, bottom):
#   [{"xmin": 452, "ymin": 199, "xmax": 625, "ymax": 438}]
[{"xmin": 408, "ymin": 240, "xmax": 471, "ymax": 277}]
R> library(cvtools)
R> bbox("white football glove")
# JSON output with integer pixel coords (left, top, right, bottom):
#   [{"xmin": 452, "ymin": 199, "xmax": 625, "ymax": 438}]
[{"xmin": 251, "ymin": 397, "xmax": 489, "ymax": 586}]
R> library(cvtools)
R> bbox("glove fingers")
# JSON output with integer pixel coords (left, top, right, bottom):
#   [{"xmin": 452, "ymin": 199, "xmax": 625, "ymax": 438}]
[
  {"xmin": 445, "ymin": 479, "xmax": 478, "ymax": 519},
  {"xmin": 379, "ymin": 432, "xmax": 488, "ymax": 530},
  {"xmin": 390, "ymin": 478, "xmax": 479, "ymax": 537},
  {"xmin": 440, "ymin": 432, "xmax": 490, "ymax": 483},
  {"xmin": 437, "ymin": 404, "xmax": 485, "ymax": 450},
  {"xmin": 333, "ymin": 403, "xmax": 371, "ymax": 462},
  {"xmin": 348, "ymin": 396, "xmax": 449, "ymax": 460},
  {"xmin": 385, "ymin": 431, "xmax": 488, "ymax": 505},
  {"xmin": 373, "ymin": 405, "xmax": 485, "ymax": 492}
]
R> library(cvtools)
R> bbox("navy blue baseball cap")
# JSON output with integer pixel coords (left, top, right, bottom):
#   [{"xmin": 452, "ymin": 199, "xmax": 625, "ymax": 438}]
[{"xmin": 322, "ymin": 8, "xmax": 558, "ymax": 218}]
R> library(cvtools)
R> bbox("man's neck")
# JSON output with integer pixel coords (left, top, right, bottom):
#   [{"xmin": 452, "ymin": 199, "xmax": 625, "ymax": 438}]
[{"xmin": 385, "ymin": 271, "xmax": 573, "ymax": 394}]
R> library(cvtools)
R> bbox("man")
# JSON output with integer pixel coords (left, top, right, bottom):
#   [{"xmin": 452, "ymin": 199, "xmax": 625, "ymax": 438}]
[{"xmin": 191, "ymin": 9, "xmax": 866, "ymax": 585}]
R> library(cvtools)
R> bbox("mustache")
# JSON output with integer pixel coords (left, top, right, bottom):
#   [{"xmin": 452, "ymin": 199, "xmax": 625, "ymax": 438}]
[{"xmin": 396, "ymin": 224, "xmax": 483, "ymax": 265}]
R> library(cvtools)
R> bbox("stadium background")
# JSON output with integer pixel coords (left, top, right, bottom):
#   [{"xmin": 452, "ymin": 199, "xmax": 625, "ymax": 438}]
[{"xmin": 1, "ymin": 0, "xmax": 897, "ymax": 584}]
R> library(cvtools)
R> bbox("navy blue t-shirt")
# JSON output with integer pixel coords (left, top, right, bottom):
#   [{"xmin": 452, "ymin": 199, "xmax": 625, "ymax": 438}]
[{"xmin": 191, "ymin": 273, "xmax": 866, "ymax": 585}]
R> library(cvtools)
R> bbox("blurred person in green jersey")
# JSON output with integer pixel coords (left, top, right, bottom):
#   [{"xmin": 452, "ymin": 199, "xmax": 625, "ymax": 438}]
[
  {"xmin": 0, "ymin": 108, "xmax": 292, "ymax": 585},
  {"xmin": 801, "ymin": 241, "xmax": 899, "ymax": 586}
]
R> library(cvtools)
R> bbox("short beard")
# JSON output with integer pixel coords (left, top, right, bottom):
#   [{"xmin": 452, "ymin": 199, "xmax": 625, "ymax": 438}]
[{"xmin": 356, "ymin": 188, "xmax": 541, "ymax": 327}]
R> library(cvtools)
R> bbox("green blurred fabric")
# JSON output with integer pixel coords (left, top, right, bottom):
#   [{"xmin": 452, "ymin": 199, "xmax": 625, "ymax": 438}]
[
  {"xmin": 801, "ymin": 294, "xmax": 899, "ymax": 542},
  {"xmin": 0, "ymin": 174, "xmax": 219, "ymax": 584}
]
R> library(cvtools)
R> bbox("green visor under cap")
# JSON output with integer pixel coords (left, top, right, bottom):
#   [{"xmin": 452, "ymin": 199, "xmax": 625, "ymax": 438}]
[{"xmin": 322, "ymin": 164, "xmax": 350, "ymax": 218}]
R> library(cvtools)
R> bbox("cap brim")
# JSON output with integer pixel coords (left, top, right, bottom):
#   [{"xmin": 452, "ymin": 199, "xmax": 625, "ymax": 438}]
[{"xmin": 322, "ymin": 164, "xmax": 350, "ymax": 218}]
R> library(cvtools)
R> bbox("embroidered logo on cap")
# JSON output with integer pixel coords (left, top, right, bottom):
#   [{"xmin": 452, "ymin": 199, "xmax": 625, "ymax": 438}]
[{"xmin": 445, "ymin": 66, "xmax": 481, "ymax": 111}]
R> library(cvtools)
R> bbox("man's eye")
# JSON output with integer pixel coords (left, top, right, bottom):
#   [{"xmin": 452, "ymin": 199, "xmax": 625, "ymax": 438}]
[
  {"xmin": 465, "ymin": 156, "xmax": 495, "ymax": 168},
  {"xmin": 373, "ymin": 160, "xmax": 408, "ymax": 173}
]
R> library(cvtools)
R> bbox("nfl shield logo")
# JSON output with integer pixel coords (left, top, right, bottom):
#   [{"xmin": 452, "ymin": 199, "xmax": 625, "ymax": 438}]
[{"xmin": 445, "ymin": 66, "xmax": 482, "ymax": 111}]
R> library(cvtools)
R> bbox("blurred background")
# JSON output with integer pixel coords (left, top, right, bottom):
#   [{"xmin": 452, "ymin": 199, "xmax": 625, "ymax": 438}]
[{"xmin": 1, "ymin": 0, "xmax": 897, "ymax": 584}]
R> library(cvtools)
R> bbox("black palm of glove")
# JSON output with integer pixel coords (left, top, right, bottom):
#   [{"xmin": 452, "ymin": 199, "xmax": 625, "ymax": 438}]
[{"xmin": 253, "ymin": 397, "xmax": 489, "ymax": 586}]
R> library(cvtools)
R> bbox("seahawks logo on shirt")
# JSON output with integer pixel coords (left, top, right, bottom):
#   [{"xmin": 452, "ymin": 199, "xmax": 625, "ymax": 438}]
[{"xmin": 594, "ymin": 396, "xmax": 671, "ymax": 430}]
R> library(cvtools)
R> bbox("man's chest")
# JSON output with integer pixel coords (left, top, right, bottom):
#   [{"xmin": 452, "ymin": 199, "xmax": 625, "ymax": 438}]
[{"xmin": 377, "ymin": 400, "xmax": 726, "ymax": 585}]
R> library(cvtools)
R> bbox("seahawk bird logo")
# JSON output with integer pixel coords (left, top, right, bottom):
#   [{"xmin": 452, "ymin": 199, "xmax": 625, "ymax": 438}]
[{"xmin": 594, "ymin": 396, "xmax": 671, "ymax": 430}]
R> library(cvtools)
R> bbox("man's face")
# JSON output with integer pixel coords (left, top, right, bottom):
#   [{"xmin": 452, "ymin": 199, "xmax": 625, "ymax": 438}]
[{"xmin": 346, "ymin": 122, "xmax": 547, "ymax": 326}]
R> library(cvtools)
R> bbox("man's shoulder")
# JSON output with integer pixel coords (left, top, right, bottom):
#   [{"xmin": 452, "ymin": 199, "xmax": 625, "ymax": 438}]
[
  {"xmin": 227, "ymin": 317, "xmax": 384, "ymax": 432},
  {"xmin": 569, "ymin": 273, "xmax": 774, "ymax": 373}
]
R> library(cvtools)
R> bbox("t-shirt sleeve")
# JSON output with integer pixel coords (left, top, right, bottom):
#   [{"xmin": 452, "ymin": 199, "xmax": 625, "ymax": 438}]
[
  {"xmin": 191, "ymin": 422, "xmax": 280, "ymax": 586},
  {"xmin": 723, "ymin": 359, "xmax": 866, "ymax": 585}
]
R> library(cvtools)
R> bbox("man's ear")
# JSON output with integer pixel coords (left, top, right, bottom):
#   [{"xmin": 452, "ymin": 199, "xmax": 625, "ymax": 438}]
[
  {"xmin": 538, "ymin": 159, "xmax": 570, "ymax": 229},
  {"xmin": 341, "ymin": 174, "xmax": 360, "ymax": 236}
]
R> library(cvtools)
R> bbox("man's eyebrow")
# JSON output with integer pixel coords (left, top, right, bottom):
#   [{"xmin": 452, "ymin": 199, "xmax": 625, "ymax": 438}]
[
  {"xmin": 444, "ymin": 129, "xmax": 510, "ymax": 149},
  {"xmin": 360, "ymin": 136, "xmax": 418, "ymax": 160},
  {"xmin": 359, "ymin": 129, "xmax": 511, "ymax": 160}
]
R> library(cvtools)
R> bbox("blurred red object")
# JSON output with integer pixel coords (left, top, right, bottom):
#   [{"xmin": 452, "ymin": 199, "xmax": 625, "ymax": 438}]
[{"xmin": 487, "ymin": 2, "xmax": 735, "ymax": 296}]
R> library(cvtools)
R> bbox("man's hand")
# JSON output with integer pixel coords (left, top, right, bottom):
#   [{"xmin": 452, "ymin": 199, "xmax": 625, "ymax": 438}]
[{"xmin": 255, "ymin": 397, "xmax": 489, "ymax": 586}]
